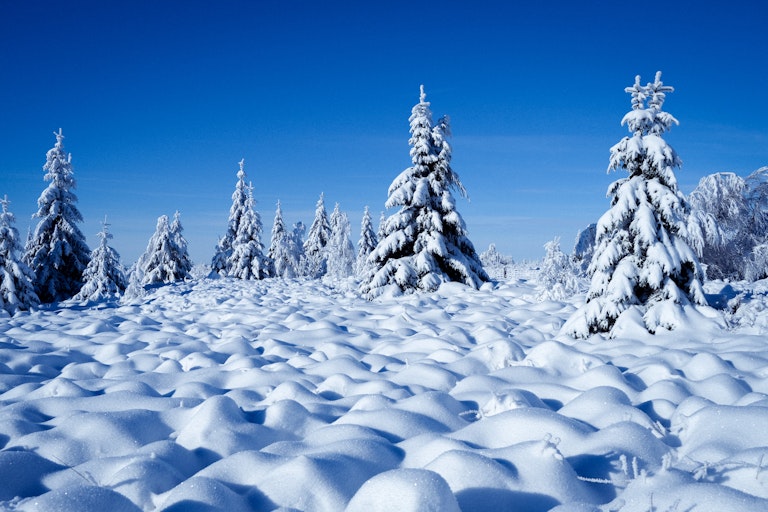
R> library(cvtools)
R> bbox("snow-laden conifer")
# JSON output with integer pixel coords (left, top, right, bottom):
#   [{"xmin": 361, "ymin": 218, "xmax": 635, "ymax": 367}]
[
  {"xmin": 0, "ymin": 196, "xmax": 39, "ymax": 314},
  {"xmin": 356, "ymin": 206, "xmax": 378, "ymax": 277},
  {"xmin": 303, "ymin": 193, "xmax": 331, "ymax": 278},
  {"xmin": 361, "ymin": 86, "xmax": 488, "ymax": 298},
  {"xmin": 565, "ymin": 72, "xmax": 706, "ymax": 338},
  {"xmin": 211, "ymin": 159, "xmax": 250, "ymax": 276},
  {"xmin": 140, "ymin": 214, "xmax": 191, "ymax": 285},
  {"xmin": 74, "ymin": 217, "xmax": 127, "ymax": 302},
  {"xmin": 170, "ymin": 211, "xmax": 193, "ymax": 278},
  {"xmin": 538, "ymin": 237, "xmax": 580, "ymax": 301},
  {"xmin": 326, "ymin": 203, "xmax": 355, "ymax": 280},
  {"xmin": 24, "ymin": 129, "xmax": 90, "ymax": 302},
  {"xmin": 229, "ymin": 183, "xmax": 268, "ymax": 280},
  {"xmin": 268, "ymin": 201, "xmax": 299, "ymax": 278}
]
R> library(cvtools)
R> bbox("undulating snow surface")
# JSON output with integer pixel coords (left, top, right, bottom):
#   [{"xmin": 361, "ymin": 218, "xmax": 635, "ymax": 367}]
[{"xmin": 1, "ymin": 275, "xmax": 768, "ymax": 511}]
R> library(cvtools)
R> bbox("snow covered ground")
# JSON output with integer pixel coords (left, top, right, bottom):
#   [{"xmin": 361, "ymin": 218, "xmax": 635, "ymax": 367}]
[{"xmin": 2, "ymin": 274, "xmax": 768, "ymax": 511}]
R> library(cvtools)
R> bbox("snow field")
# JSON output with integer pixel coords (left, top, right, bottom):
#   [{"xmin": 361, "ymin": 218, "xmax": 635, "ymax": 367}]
[{"xmin": 0, "ymin": 277, "xmax": 767, "ymax": 510}]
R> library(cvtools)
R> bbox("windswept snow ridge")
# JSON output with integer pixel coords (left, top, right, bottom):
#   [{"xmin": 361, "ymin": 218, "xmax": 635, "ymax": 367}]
[{"xmin": 0, "ymin": 277, "xmax": 767, "ymax": 511}]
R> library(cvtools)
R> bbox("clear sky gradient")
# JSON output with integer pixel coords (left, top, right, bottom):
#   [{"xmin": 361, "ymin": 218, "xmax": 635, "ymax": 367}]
[{"xmin": 2, "ymin": 1, "xmax": 767, "ymax": 265}]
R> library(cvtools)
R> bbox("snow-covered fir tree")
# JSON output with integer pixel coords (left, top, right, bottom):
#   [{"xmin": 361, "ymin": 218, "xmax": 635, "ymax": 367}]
[
  {"xmin": 538, "ymin": 237, "xmax": 580, "ymax": 301},
  {"xmin": 140, "ymin": 214, "xmax": 191, "ymax": 285},
  {"xmin": 302, "ymin": 193, "xmax": 331, "ymax": 278},
  {"xmin": 24, "ymin": 129, "xmax": 90, "ymax": 302},
  {"xmin": 211, "ymin": 159, "xmax": 249, "ymax": 276},
  {"xmin": 356, "ymin": 206, "xmax": 378, "ymax": 277},
  {"xmin": 268, "ymin": 201, "xmax": 299, "ymax": 278},
  {"xmin": 170, "ymin": 211, "xmax": 193, "ymax": 278},
  {"xmin": 73, "ymin": 217, "xmax": 127, "ymax": 302},
  {"xmin": 229, "ymin": 183, "xmax": 268, "ymax": 280},
  {"xmin": 326, "ymin": 203, "xmax": 355, "ymax": 280},
  {"xmin": 565, "ymin": 72, "xmax": 706, "ymax": 338},
  {"xmin": 0, "ymin": 196, "xmax": 39, "ymax": 314},
  {"xmin": 361, "ymin": 86, "xmax": 488, "ymax": 298}
]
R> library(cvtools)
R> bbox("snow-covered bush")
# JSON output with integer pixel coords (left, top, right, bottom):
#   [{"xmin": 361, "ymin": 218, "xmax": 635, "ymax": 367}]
[
  {"xmin": 566, "ymin": 72, "xmax": 706, "ymax": 337},
  {"xmin": 538, "ymin": 237, "xmax": 580, "ymax": 301},
  {"xmin": 361, "ymin": 86, "xmax": 488, "ymax": 298},
  {"xmin": 74, "ymin": 218, "xmax": 127, "ymax": 302},
  {"xmin": 24, "ymin": 129, "xmax": 90, "ymax": 302},
  {"xmin": 0, "ymin": 195, "xmax": 39, "ymax": 313}
]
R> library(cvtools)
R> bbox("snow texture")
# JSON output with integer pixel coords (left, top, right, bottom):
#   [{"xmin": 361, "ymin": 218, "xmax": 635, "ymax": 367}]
[{"xmin": 0, "ymin": 275, "xmax": 767, "ymax": 511}]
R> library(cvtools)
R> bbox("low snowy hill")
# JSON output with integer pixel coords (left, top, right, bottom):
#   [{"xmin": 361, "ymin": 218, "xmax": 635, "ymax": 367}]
[{"xmin": 1, "ymin": 276, "xmax": 768, "ymax": 510}]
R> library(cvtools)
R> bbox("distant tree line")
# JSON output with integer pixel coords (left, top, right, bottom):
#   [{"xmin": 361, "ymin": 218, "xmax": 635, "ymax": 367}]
[{"xmin": 1, "ymin": 76, "xmax": 765, "ymax": 342}]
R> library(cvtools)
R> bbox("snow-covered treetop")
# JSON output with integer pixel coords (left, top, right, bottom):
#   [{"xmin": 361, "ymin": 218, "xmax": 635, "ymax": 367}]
[
  {"xmin": 97, "ymin": 215, "xmax": 113, "ymax": 244},
  {"xmin": 237, "ymin": 158, "xmax": 245, "ymax": 181},
  {"xmin": 621, "ymin": 72, "xmax": 678, "ymax": 137}
]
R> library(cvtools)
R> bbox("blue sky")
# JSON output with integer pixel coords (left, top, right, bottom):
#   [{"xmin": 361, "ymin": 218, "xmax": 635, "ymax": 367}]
[{"xmin": 2, "ymin": 1, "xmax": 767, "ymax": 265}]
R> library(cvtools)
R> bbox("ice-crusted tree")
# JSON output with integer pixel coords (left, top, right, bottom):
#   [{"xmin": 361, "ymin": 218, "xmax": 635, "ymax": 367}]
[
  {"xmin": 303, "ymin": 193, "xmax": 331, "ymax": 278},
  {"xmin": 361, "ymin": 85, "xmax": 488, "ymax": 298},
  {"xmin": 356, "ymin": 206, "xmax": 378, "ymax": 277},
  {"xmin": 0, "ymin": 196, "xmax": 39, "ymax": 314},
  {"xmin": 229, "ymin": 183, "xmax": 268, "ymax": 280},
  {"xmin": 688, "ymin": 168, "xmax": 768, "ymax": 280},
  {"xmin": 326, "ymin": 203, "xmax": 355, "ymax": 279},
  {"xmin": 24, "ymin": 129, "xmax": 91, "ymax": 302},
  {"xmin": 211, "ymin": 159, "xmax": 249, "ymax": 276},
  {"xmin": 74, "ymin": 217, "xmax": 127, "ymax": 302},
  {"xmin": 268, "ymin": 201, "xmax": 299, "ymax": 278},
  {"xmin": 479, "ymin": 243, "xmax": 513, "ymax": 280},
  {"xmin": 140, "ymin": 214, "xmax": 191, "ymax": 285},
  {"xmin": 565, "ymin": 72, "xmax": 706, "ymax": 337},
  {"xmin": 572, "ymin": 223, "xmax": 597, "ymax": 277},
  {"xmin": 538, "ymin": 237, "xmax": 580, "ymax": 301}
]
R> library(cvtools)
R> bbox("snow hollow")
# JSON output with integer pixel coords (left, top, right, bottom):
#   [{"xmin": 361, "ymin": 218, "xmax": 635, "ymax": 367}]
[{"xmin": 2, "ymin": 274, "xmax": 768, "ymax": 511}]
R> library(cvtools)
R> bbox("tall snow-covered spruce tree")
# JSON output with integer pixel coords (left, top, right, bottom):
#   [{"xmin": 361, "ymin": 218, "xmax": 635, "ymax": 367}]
[
  {"xmin": 24, "ymin": 129, "xmax": 91, "ymax": 302},
  {"xmin": 303, "ymin": 193, "xmax": 331, "ymax": 278},
  {"xmin": 211, "ymin": 159, "xmax": 249, "ymax": 276},
  {"xmin": 229, "ymin": 183, "xmax": 268, "ymax": 280},
  {"xmin": 356, "ymin": 206, "xmax": 378, "ymax": 277},
  {"xmin": 0, "ymin": 196, "xmax": 39, "ymax": 314},
  {"xmin": 74, "ymin": 217, "xmax": 127, "ymax": 302},
  {"xmin": 565, "ymin": 72, "xmax": 706, "ymax": 338},
  {"xmin": 361, "ymin": 86, "xmax": 488, "ymax": 298},
  {"xmin": 268, "ymin": 200, "xmax": 299, "ymax": 278}
]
